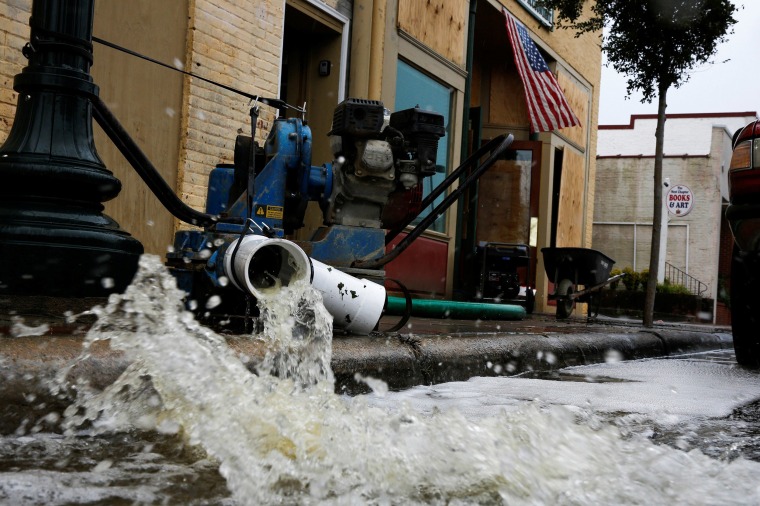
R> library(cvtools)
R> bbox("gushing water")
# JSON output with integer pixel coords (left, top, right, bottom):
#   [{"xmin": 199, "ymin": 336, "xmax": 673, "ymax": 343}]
[{"xmin": 8, "ymin": 255, "xmax": 760, "ymax": 504}]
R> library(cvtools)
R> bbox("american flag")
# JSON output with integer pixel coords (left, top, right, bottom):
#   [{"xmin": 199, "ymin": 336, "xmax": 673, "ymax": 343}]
[{"xmin": 503, "ymin": 9, "xmax": 580, "ymax": 133}]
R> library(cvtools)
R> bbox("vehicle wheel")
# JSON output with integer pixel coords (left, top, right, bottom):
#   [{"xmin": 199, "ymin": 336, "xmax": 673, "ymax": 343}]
[
  {"xmin": 731, "ymin": 246, "xmax": 760, "ymax": 368},
  {"xmin": 556, "ymin": 278, "xmax": 574, "ymax": 319}
]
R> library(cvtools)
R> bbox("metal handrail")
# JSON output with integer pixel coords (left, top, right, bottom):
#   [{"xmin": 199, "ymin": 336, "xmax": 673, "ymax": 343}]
[{"xmin": 664, "ymin": 262, "xmax": 708, "ymax": 296}]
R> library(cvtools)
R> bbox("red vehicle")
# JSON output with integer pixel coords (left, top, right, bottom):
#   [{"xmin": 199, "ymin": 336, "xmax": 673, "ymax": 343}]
[{"xmin": 727, "ymin": 120, "xmax": 760, "ymax": 368}]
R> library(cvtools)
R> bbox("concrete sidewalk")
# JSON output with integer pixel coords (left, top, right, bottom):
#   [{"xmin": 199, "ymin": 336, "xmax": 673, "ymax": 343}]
[{"xmin": 0, "ymin": 312, "xmax": 734, "ymax": 432}]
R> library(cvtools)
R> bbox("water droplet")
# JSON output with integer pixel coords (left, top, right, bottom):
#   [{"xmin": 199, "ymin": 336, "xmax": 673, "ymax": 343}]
[
  {"xmin": 354, "ymin": 373, "xmax": 388, "ymax": 397},
  {"xmin": 101, "ymin": 277, "xmax": 115, "ymax": 289},
  {"xmin": 218, "ymin": 276, "xmax": 229, "ymax": 287},
  {"xmin": 156, "ymin": 419, "xmax": 180, "ymax": 435},
  {"xmin": 93, "ymin": 459, "xmax": 113, "ymax": 472},
  {"xmin": 206, "ymin": 295, "xmax": 222, "ymax": 309},
  {"xmin": 10, "ymin": 318, "xmax": 49, "ymax": 337},
  {"xmin": 605, "ymin": 349, "xmax": 623, "ymax": 363}
]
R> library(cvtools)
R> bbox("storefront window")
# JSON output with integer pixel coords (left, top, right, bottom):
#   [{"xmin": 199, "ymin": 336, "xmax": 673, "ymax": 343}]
[{"xmin": 395, "ymin": 59, "xmax": 453, "ymax": 233}]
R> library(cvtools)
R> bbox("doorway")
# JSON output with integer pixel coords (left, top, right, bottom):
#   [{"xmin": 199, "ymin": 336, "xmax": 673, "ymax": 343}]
[{"xmin": 281, "ymin": 0, "xmax": 346, "ymax": 239}]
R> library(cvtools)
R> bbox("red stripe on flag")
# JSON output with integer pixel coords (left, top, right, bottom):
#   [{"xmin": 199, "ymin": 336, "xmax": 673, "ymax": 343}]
[{"xmin": 503, "ymin": 9, "xmax": 580, "ymax": 133}]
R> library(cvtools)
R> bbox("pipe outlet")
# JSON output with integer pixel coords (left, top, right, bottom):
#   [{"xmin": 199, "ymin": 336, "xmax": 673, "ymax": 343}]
[{"xmin": 223, "ymin": 235, "xmax": 312, "ymax": 300}]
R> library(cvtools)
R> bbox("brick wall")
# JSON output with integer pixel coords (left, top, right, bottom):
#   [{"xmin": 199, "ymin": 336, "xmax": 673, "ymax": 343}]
[
  {"xmin": 0, "ymin": 0, "xmax": 31, "ymax": 142},
  {"xmin": 178, "ymin": 0, "xmax": 285, "ymax": 212}
]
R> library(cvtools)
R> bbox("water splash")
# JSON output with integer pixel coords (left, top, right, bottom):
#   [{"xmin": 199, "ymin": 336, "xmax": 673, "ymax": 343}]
[{"xmin": 49, "ymin": 255, "xmax": 760, "ymax": 505}]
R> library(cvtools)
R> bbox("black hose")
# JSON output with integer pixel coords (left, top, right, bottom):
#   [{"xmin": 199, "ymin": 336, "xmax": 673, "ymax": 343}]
[{"xmin": 91, "ymin": 95, "xmax": 218, "ymax": 227}]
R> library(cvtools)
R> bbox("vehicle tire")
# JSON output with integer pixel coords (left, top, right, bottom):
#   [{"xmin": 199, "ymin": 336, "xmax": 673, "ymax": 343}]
[
  {"xmin": 731, "ymin": 245, "xmax": 760, "ymax": 368},
  {"xmin": 556, "ymin": 278, "xmax": 574, "ymax": 319}
]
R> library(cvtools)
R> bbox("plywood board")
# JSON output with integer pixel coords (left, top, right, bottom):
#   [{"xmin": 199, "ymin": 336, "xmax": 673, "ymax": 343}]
[
  {"xmin": 488, "ymin": 61, "xmax": 528, "ymax": 127},
  {"xmin": 556, "ymin": 149, "xmax": 585, "ymax": 247},
  {"xmin": 556, "ymin": 70, "xmax": 588, "ymax": 149},
  {"xmin": 397, "ymin": 0, "xmax": 467, "ymax": 65},
  {"xmin": 94, "ymin": 0, "xmax": 188, "ymax": 255},
  {"xmin": 476, "ymin": 158, "xmax": 531, "ymax": 244}
]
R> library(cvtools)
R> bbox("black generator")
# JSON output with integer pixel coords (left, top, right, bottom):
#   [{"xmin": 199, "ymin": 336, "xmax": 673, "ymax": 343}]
[{"xmin": 469, "ymin": 242, "xmax": 534, "ymax": 313}]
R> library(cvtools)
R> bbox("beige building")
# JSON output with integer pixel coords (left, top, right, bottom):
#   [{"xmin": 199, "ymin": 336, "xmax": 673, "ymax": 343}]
[
  {"xmin": 0, "ymin": 0, "xmax": 602, "ymax": 314},
  {"xmin": 595, "ymin": 112, "xmax": 757, "ymax": 304}
]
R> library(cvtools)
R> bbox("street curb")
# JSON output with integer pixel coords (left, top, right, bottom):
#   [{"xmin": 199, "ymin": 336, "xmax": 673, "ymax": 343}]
[
  {"xmin": 331, "ymin": 329, "xmax": 734, "ymax": 393},
  {"xmin": 0, "ymin": 326, "xmax": 734, "ymax": 432}
]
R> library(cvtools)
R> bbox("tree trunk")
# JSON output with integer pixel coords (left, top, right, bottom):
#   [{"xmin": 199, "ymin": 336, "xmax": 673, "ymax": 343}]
[{"xmin": 643, "ymin": 85, "xmax": 669, "ymax": 327}]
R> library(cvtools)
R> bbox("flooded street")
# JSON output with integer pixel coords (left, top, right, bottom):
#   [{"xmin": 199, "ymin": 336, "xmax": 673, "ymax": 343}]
[
  {"xmin": 4, "ymin": 348, "xmax": 760, "ymax": 504},
  {"xmin": 2, "ymin": 259, "xmax": 760, "ymax": 505},
  {"xmin": 369, "ymin": 349, "xmax": 760, "ymax": 464}
]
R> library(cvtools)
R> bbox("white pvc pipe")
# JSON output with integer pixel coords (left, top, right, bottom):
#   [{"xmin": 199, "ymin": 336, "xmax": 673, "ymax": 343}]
[
  {"xmin": 223, "ymin": 235, "xmax": 312, "ymax": 300},
  {"xmin": 310, "ymin": 258, "xmax": 386, "ymax": 334},
  {"xmin": 223, "ymin": 235, "xmax": 386, "ymax": 334}
]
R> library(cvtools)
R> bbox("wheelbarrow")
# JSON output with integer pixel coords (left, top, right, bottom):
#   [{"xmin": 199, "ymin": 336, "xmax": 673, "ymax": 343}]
[{"xmin": 541, "ymin": 247, "xmax": 624, "ymax": 319}]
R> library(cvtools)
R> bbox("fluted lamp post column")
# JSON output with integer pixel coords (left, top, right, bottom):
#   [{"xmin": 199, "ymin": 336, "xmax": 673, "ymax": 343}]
[{"xmin": 0, "ymin": 0, "xmax": 143, "ymax": 297}]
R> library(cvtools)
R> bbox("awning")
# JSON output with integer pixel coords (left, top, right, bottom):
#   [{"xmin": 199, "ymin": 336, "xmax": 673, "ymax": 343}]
[{"xmin": 503, "ymin": 8, "xmax": 580, "ymax": 133}]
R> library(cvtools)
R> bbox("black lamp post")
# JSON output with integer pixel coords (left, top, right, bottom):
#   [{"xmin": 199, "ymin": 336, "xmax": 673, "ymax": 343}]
[{"xmin": 0, "ymin": 0, "xmax": 142, "ymax": 297}]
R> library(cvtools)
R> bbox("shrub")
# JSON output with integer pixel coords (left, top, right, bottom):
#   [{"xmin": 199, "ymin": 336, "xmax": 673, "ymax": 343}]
[
  {"xmin": 657, "ymin": 278, "xmax": 691, "ymax": 295},
  {"xmin": 621, "ymin": 267, "xmax": 639, "ymax": 291}
]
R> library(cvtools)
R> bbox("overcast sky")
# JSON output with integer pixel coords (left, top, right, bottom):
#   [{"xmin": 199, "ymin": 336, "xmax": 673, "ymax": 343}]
[{"xmin": 598, "ymin": 1, "xmax": 760, "ymax": 125}]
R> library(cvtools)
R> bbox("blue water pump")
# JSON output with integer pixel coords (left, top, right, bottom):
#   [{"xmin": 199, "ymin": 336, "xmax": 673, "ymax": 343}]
[{"xmin": 165, "ymin": 98, "xmax": 449, "ymax": 330}]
